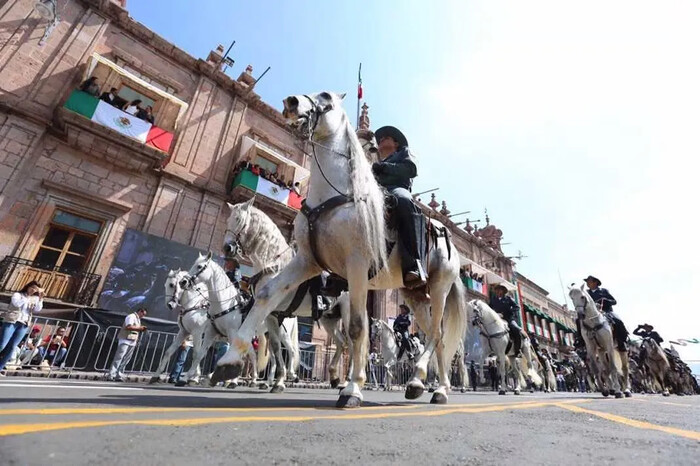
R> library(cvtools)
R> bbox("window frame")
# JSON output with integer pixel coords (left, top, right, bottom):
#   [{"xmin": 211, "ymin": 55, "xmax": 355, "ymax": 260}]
[{"xmin": 33, "ymin": 210, "xmax": 103, "ymax": 273}]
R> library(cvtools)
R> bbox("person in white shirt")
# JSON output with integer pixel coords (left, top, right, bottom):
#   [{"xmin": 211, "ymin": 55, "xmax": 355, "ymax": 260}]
[
  {"xmin": 0, "ymin": 281, "xmax": 44, "ymax": 374},
  {"xmin": 107, "ymin": 308, "xmax": 147, "ymax": 381},
  {"xmin": 123, "ymin": 98, "xmax": 142, "ymax": 116}
]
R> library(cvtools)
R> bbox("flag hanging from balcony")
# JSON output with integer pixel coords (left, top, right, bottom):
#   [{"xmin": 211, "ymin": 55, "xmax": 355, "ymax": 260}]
[
  {"xmin": 63, "ymin": 90, "xmax": 174, "ymax": 152},
  {"xmin": 233, "ymin": 170, "xmax": 302, "ymax": 210}
]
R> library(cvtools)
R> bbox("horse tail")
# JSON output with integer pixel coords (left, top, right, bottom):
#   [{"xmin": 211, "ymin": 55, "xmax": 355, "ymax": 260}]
[
  {"xmin": 256, "ymin": 332, "xmax": 270, "ymax": 374},
  {"xmin": 612, "ymin": 347, "xmax": 623, "ymax": 376},
  {"xmin": 288, "ymin": 317, "xmax": 300, "ymax": 373},
  {"xmin": 443, "ymin": 278, "xmax": 468, "ymax": 372},
  {"xmin": 520, "ymin": 342, "xmax": 543, "ymax": 388}
]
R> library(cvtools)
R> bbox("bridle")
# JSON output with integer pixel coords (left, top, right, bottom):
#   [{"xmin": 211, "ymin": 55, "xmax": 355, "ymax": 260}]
[{"xmin": 224, "ymin": 204, "xmax": 252, "ymax": 260}]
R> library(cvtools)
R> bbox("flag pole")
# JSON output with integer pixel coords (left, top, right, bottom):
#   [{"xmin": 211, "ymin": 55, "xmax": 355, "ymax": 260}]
[{"xmin": 356, "ymin": 63, "xmax": 362, "ymax": 129}]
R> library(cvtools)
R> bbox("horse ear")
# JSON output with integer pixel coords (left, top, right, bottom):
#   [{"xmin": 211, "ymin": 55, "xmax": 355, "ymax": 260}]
[
  {"xmin": 206, "ymin": 250, "xmax": 213, "ymax": 260},
  {"xmin": 245, "ymin": 196, "xmax": 255, "ymax": 208},
  {"xmin": 580, "ymin": 283, "xmax": 585, "ymax": 292},
  {"xmin": 338, "ymin": 92, "xmax": 346, "ymax": 100},
  {"xmin": 226, "ymin": 202, "xmax": 235, "ymax": 210}
]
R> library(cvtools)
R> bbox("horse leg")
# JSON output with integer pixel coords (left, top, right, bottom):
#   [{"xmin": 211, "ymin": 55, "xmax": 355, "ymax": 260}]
[
  {"xmin": 280, "ymin": 321, "xmax": 299, "ymax": 382},
  {"xmin": 620, "ymin": 351, "xmax": 631, "ymax": 397},
  {"xmin": 337, "ymin": 266, "xmax": 370, "ymax": 408},
  {"xmin": 217, "ymin": 256, "xmax": 319, "ymax": 378},
  {"xmin": 427, "ymin": 286, "xmax": 451, "ymax": 404},
  {"xmin": 265, "ymin": 315, "xmax": 287, "ymax": 393},
  {"xmin": 182, "ymin": 324, "xmax": 213, "ymax": 386},
  {"xmin": 498, "ymin": 346, "xmax": 508, "ymax": 395},
  {"xmin": 321, "ymin": 315, "xmax": 345, "ymax": 388},
  {"xmin": 150, "ymin": 329, "xmax": 184, "ymax": 384}
]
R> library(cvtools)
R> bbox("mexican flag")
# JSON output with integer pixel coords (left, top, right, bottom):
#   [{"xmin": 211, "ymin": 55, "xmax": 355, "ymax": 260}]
[
  {"xmin": 64, "ymin": 90, "xmax": 173, "ymax": 151},
  {"xmin": 233, "ymin": 170, "xmax": 303, "ymax": 210}
]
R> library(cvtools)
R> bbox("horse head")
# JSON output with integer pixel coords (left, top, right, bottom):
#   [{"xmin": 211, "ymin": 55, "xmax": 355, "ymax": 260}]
[
  {"xmin": 223, "ymin": 198, "xmax": 254, "ymax": 259},
  {"xmin": 185, "ymin": 252, "xmax": 214, "ymax": 290},
  {"xmin": 164, "ymin": 268, "xmax": 187, "ymax": 310},
  {"xmin": 568, "ymin": 283, "xmax": 595, "ymax": 318},
  {"xmin": 468, "ymin": 299, "xmax": 484, "ymax": 326},
  {"xmin": 282, "ymin": 91, "xmax": 347, "ymax": 140}
]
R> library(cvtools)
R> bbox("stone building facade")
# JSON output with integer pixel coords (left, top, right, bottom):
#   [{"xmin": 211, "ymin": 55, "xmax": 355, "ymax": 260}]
[{"xmin": 515, "ymin": 272, "xmax": 577, "ymax": 357}]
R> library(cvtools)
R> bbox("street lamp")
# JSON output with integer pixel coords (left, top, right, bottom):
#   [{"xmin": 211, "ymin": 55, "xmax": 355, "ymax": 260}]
[{"xmin": 34, "ymin": 0, "xmax": 57, "ymax": 20}]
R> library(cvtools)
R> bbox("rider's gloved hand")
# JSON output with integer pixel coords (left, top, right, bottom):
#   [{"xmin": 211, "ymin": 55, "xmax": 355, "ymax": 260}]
[{"xmin": 371, "ymin": 162, "xmax": 384, "ymax": 175}]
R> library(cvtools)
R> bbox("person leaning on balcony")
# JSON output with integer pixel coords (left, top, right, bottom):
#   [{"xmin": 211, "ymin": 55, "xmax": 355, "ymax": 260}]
[
  {"xmin": 123, "ymin": 99, "xmax": 142, "ymax": 116},
  {"xmin": 0, "ymin": 281, "xmax": 44, "ymax": 375},
  {"xmin": 106, "ymin": 308, "xmax": 147, "ymax": 382},
  {"xmin": 79, "ymin": 76, "xmax": 100, "ymax": 97},
  {"xmin": 100, "ymin": 87, "xmax": 121, "ymax": 107},
  {"xmin": 137, "ymin": 105, "xmax": 155, "ymax": 124}
]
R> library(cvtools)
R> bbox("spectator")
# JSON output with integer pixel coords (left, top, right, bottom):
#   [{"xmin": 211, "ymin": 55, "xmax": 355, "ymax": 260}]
[
  {"xmin": 0, "ymin": 281, "xmax": 44, "ymax": 375},
  {"xmin": 36, "ymin": 326, "xmax": 68, "ymax": 367},
  {"xmin": 251, "ymin": 164, "xmax": 261, "ymax": 176},
  {"xmin": 469, "ymin": 361, "xmax": 478, "ymax": 392},
  {"xmin": 293, "ymin": 182, "xmax": 301, "ymax": 196},
  {"xmin": 123, "ymin": 99, "xmax": 142, "ymax": 116},
  {"xmin": 489, "ymin": 360, "xmax": 499, "ymax": 391},
  {"xmin": 100, "ymin": 87, "xmax": 121, "ymax": 107},
  {"xmin": 107, "ymin": 308, "xmax": 147, "ymax": 382},
  {"xmin": 19, "ymin": 325, "xmax": 43, "ymax": 366},
  {"xmin": 137, "ymin": 105, "xmax": 155, "ymax": 124},
  {"xmin": 224, "ymin": 259, "xmax": 242, "ymax": 288},
  {"xmin": 79, "ymin": 76, "xmax": 100, "ymax": 97},
  {"xmin": 168, "ymin": 335, "xmax": 193, "ymax": 383}
]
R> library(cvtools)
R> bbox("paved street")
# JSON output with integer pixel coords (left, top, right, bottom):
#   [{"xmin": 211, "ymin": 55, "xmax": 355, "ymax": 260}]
[{"xmin": 0, "ymin": 378, "xmax": 698, "ymax": 465}]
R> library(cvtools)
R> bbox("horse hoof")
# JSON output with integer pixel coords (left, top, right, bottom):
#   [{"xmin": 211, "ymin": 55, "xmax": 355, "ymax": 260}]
[
  {"xmin": 294, "ymin": 377, "xmax": 300, "ymax": 383},
  {"xmin": 336, "ymin": 395, "xmax": 362, "ymax": 409},
  {"xmin": 226, "ymin": 382, "xmax": 238, "ymax": 390},
  {"xmin": 330, "ymin": 378, "xmax": 340, "ymax": 389},
  {"xmin": 624, "ymin": 391, "xmax": 632, "ymax": 398},
  {"xmin": 148, "ymin": 376, "xmax": 161, "ymax": 384},
  {"xmin": 663, "ymin": 392, "xmax": 670, "ymax": 397},
  {"xmin": 601, "ymin": 389, "xmax": 610, "ymax": 397},
  {"xmin": 498, "ymin": 390, "xmax": 506, "ymax": 395},
  {"xmin": 615, "ymin": 391, "xmax": 623, "ymax": 399},
  {"xmin": 259, "ymin": 383, "xmax": 269, "ymax": 390},
  {"xmin": 530, "ymin": 389, "xmax": 535, "ymax": 394},
  {"xmin": 430, "ymin": 392, "xmax": 448, "ymax": 404},
  {"xmin": 460, "ymin": 388, "xmax": 466, "ymax": 393},
  {"xmin": 210, "ymin": 364, "xmax": 240, "ymax": 385},
  {"xmin": 514, "ymin": 389, "xmax": 521, "ymax": 395},
  {"xmin": 405, "ymin": 385, "xmax": 424, "ymax": 400},
  {"xmin": 270, "ymin": 385, "xmax": 284, "ymax": 394},
  {"xmin": 428, "ymin": 387, "xmax": 436, "ymax": 393},
  {"xmin": 174, "ymin": 380, "xmax": 187, "ymax": 387}
]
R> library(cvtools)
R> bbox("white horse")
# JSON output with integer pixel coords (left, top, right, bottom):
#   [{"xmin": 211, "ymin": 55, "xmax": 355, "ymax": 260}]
[
  {"xmin": 467, "ymin": 300, "xmax": 542, "ymax": 395},
  {"xmin": 370, "ymin": 318, "xmax": 423, "ymax": 390},
  {"xmin": 640, "ymin": 338, "xmax": 671, "ymax": 397},
  {"xmin": 183, "ymin": 253, "xmax": 266, "ymax": 387},
  {"xmin": 569, "ymin": 284, "xmax": 631, "ymax": 398},
  {"xmin": 223, "ymin": 199, "xmax": 351, "ymax": 390},
  {"xmin": 216, "ymin": 91, "xmax": 467, "ymax": 407},
  {"xmin": 149, "ymin": 270, "xmax": 217, "ymax": 385}
]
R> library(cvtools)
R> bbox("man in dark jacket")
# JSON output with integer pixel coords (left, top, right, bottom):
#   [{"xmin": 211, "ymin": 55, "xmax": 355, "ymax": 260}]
[
  {"xmin": 393, "ymin": 304, "xmax": 413, "ymax": 360},
  {"xmin": 372, "ymin": 126, "xmax": 426, "ymax": 290},
  {"xmin": 633, "ymin": 323, "xmax": 663, "ymax": 345},
  {"xmin": 581, "ymin": 275, "xmax": 629, "ymax": 352},
  {"xmin": 489, "ymin": 284, "xmax": 522, "ymax": 356}
]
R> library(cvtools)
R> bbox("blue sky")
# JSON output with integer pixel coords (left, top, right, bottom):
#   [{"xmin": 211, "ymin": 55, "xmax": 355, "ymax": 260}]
[{"xmin": 129, "ymin": 1, "xmax": 700, "ymax": 363}]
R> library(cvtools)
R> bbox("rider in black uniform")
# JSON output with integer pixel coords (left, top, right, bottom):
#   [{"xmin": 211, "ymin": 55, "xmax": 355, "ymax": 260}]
[
  {"xmin": 489, "ymin": 284, "xmax": 522, "ymax": 356},
  {"xmin": 393, "ymin": 304, "xmax": 413, "ymax": 360},
  {"xmin": 372, "ymin": 126, "xmax": 426, "ymax": 290},
  {"xmin": 633, "ymin": 323, "xmax": 663, "ymax": 345},
  {"xmin": 577, "ymin": 275, "xmax": 629, "ymax": 352}
]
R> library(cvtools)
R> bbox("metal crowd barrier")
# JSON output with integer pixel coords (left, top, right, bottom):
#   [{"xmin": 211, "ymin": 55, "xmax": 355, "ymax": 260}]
[
  {"xmin": 93, "ymin": 326, "xmax": 178, "ymax": 375},
  {"xmin": 3, "ymin": 316, "xmax": 101, "ymax": 375}
]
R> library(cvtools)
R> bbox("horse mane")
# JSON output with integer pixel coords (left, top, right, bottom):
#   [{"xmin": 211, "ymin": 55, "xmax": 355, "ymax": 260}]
[
  {"xmin": 240, "ymin": 204, "xmax": 294, "ymax": 270},
  {"xmin": 342, "ymin": 115, "xmax": 388, "ymax": 271}
]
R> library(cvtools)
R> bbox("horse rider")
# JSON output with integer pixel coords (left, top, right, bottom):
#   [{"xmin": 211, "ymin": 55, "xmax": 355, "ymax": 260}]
[
  {"xmin": 489, "ymin": 284, "xmax": 522, "ymax": 356},
  {"xmin": 633, "ymin": 323, "xmax": 663, "ymax": 345},
  {"xmin": 577, "ymin": 275, "xmax": 629, "ymax": 352},
  {"xmin": 372, "ymin": 126, "xmax": 427, "ymax": 290},
  {"xmin": 393, "ymin": 304, "xmax": 414, "ymax": 361}
]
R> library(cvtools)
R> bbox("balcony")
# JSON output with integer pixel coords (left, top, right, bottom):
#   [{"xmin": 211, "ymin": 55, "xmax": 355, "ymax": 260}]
[
  {"xmin": 230, "ymin": 168, "xmax": 303, "ymax": 214},
  {"xmin": 0, "ymin": 257, "xmax": 101, "ymax": 306}
]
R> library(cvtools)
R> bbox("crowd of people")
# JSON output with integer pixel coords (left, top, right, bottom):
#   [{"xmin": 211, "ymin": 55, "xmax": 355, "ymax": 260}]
[
  {"xmin": 232, "ymin": 157, "xmax": 301, "ymax": 195},
  {"xmin": 79, "ymin": 76, "xmax": 156, "ymax": 125}
]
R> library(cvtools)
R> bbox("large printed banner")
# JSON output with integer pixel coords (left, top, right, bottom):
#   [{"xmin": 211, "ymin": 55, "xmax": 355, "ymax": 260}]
[{"xmin": 98, "ymin": 229, "xmax": 222, "ymax": 322}]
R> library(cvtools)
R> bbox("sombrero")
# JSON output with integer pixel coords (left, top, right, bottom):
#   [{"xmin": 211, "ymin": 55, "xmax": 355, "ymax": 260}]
[
  {"xmin": 375, "ymin": 126, "xmax": 408, "ymax": 148},
  {"xmin": 583, "ymin": 275, "xmax": 602, "ymax": 287}
]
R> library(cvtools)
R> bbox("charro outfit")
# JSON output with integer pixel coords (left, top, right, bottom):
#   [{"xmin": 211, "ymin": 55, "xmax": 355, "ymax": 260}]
[
  {"xmin": 489, "ymin": 294, "xmax": 522, "ymax": 355},
  {"xmin": 371, "ymin": 126, "xmax": 426, "ymax": 289},
  {"xmin": 393, "ymin": 312, "xmax": 412, "ymax": 360}
]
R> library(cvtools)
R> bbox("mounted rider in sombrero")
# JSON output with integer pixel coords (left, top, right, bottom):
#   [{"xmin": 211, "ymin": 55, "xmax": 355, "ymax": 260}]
[
  {"xmin": 371, "ymin": 126, "xmax": 427, "ymax": 290},
  {"xmin": 575, "ymin": 275, "xmax": 629, "ymax": 352}
]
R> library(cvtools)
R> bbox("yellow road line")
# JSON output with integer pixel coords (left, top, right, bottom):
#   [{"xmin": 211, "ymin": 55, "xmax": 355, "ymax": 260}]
[
  {"xmin": 0, "ymin": 398, "xmax": 575, "ymax": 416},
  {"xmin": 0, "ymin": 400, "xmax": 565, "ymax": 437},
  {"xmin": 555, "ymin": 403, "xmax": 700, "ymax": 442}
]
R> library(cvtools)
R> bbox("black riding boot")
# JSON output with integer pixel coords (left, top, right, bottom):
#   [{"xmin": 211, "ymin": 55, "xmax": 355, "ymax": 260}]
[
  {"xmin": 509, "ymin": 321, "xmax": 522, "ymax": 356},
  {"xmin": 397, "ymin": 210, "xmax": 427, "ymax": 289},
  {"xmin": 612, "ymin": 317, "xmax": 629, "ymax": 352}
]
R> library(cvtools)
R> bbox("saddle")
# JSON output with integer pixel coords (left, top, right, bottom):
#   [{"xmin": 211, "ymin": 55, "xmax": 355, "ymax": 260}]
[{"xmin": 393, "ymin": 331, "xmax": 416, "ymax": 353}]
